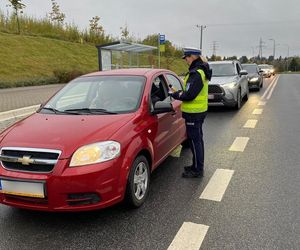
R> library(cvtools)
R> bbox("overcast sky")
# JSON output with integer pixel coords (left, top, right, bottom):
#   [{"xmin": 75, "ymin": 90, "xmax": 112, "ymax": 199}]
[{"xmin": 1, "ymin": 0, "xmax": 300, "ymax": 58}]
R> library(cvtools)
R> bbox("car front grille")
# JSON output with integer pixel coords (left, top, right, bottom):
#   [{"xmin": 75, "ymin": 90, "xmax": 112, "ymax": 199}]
[
  {"xmin": 208, "ymin": 85, "xmax": 223, "ymax": 94},
  {"xmin": 0, "ymin": 147, "xmax": 61, "ymax": 173}
]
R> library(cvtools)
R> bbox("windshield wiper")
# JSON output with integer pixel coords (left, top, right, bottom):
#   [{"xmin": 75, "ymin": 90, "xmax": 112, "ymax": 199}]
[
  {"xmin": 63, "ymin": 108, "xmax": 118, "ymax": 114},
  {"xmin": 41, "ymin": 107, "xmax": 76, "ymax": 114}
]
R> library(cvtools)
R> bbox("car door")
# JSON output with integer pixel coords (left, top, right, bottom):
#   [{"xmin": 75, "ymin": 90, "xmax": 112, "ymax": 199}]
[
  {"xmin": 165, "ymin": 73, "xmax": 186, "ymax": 146},
  {"xmin": 236, "ymin": 62, "xmax": 248, "ymax": 97},
  {"xmin": 149, "ymin": 74, "xmax": 179, "ymax": 166}
]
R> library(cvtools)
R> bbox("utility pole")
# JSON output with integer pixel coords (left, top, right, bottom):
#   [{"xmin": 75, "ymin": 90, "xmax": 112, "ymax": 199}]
[
  {"xmin": 196, "ymin": 24, "xmax": 206, "ymax": 52},
  {"xmin": 212, "ymin": 41, "xmax": 219, "ymax": 56},
  {"xmin": 258, "ymin": 38, "xmax": 266, "ymax": 60},
  {"xmin": 269, "ymin": 38, "xmax": 276, "ymax": 59}
]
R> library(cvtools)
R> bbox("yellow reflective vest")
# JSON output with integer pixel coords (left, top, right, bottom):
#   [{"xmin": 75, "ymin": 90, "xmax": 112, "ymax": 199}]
[{"xmin": 181, "ymin": 69, "xmax": 208, "ymax": 113}]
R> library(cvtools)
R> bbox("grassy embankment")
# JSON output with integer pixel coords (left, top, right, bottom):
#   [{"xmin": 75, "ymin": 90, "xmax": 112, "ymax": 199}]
[{"xmin": 0, "ymin": 32, "xmax": 186, "ymax": 88}]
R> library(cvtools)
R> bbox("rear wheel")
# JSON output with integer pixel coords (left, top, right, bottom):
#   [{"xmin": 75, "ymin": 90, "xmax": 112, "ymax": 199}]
[{"xmin": 125, "ymin": 155, "xmax": 150, "ymax": 208}]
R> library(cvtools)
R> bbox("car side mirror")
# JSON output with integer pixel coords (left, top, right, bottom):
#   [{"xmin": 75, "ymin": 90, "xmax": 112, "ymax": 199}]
[
  {"xmin": 152, "ymin": 101, "xmax": 174, "ymax": 115},
  {"xmin": 239, "ymin": 70, "xmax": 248, "ymax": 76}
]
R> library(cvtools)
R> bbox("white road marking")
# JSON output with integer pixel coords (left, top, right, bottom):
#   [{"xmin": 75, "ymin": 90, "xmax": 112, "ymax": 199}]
[
  {"xmin": 200, "ymin": 169, "xmax": 234, "ymax": 202},
  {"xmin": 266, "ymin": 76, "xmax": 279, "ymax": 100},
  {"xmin": 261, "ymin": 75, "xmax": 278, "ymax": 100},
  {"xmin": 167, "ymin": 222, "xmax": 209, "ymax": 250},
  {"xmin": 258, "ymin": 101, "xmax": 266, "ymax": 106},
  {"xmin": 229, "ymin": 137, "xmax": 249, "ymax": 152},
  {"xmin": 243, "ymin": 119, "xmax": 258, "ymax": 128},
  {"xmin": 252, "ymin": 108, "xmax": 263, "ymax": 115}
]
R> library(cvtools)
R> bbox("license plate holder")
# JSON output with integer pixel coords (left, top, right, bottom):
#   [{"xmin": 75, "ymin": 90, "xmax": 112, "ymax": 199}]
[{"xmin": 0, "ymin": 179, "xmax": 45, "ymax": 198}]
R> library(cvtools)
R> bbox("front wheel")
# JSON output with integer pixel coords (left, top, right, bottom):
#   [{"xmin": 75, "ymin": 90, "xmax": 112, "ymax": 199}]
[
  {"xmin": 235, "ymin": 89, "xmax": 242, "ymax": 110},
  {"xmin": 125, "ymin": 155, "xmax": 150, "ymax": 208}
]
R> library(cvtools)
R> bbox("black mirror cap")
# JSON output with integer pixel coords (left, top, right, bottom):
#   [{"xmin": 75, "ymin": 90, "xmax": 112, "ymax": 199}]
[
  {"xmin": 240, "ymin": 70, "xmax": 248, "ymax": 76},
  {"xmin": 152, "ymin": 101, "xmax": 174, "ymax": 114}
]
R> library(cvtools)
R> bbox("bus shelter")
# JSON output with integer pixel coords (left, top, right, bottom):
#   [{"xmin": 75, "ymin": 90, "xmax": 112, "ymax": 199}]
[{"xmin": 96, "ymin": 41, "xmax": 157, "ymax": 71}]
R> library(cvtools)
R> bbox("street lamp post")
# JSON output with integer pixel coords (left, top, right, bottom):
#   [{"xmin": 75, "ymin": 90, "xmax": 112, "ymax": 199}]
[
  {"xmin": 196, "ymin": 24, "xmax": 206, "ymax": 52},
  {"xmin": 282, "ymin": 44, "xmax": 290, "ymax": 71}
]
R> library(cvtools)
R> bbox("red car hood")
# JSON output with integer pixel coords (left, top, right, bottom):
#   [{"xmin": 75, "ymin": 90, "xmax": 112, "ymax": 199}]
[{"xmin": 0, "ymin": 113, "xmax": 136, "ymax": 158}]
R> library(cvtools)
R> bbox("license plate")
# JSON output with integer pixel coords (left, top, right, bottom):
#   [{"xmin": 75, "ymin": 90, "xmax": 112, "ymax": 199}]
[
  {"xmin": 0, "ymin": 179, "xmax": 45, "ymax": 198},
  {"xmin": 208, "ymin": 94, "xmax": 214, "ymax": 100}
]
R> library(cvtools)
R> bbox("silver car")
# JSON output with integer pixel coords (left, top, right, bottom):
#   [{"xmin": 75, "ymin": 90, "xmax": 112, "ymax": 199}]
[{"xmin": 208, "ymin": 60, "xmax": 249, "ymax": 109}]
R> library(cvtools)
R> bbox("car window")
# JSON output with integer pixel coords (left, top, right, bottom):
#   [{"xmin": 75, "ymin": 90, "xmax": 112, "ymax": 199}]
[
  {"xmin": 43, "ymin": 76, "xmax": 145, "ymax": 114},
  {"xmin": 150, "ymin": 75, "xmax": 168, "ymax": 107},
  {"xmin": 166, "ymin": 74, "xmax": 183, "ymax": 92},
  {"xmin": 209, "ymin": 63, "xmax": 235, "ymax": 76},
  {"xmin": 242, "ymin": 65, "xmax": 258, "ymax": 74}
]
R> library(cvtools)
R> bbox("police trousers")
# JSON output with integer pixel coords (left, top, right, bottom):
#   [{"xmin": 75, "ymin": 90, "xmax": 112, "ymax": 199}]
[{"xmin": 183, "ymin": 112, "xmax": 207, "ymax": 172}]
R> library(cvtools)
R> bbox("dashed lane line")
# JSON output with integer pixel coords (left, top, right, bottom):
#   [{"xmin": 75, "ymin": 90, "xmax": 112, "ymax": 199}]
[
  {"xmin": 167, "ymin": 222, "xmax": 209, "ymax": 250},
  {"xmin": 200, "ymin": 169, "xmax": 234, "ymax": 202},
  {"xmin": 252, "ymin": 108, "xmax": 263, "ymax": 115},
  {"xmin": 258, "ymin": 101, "xmax": 266, "ymax": 106},
  {"xmin": 229, "ymin": 137, "xmax": 249, "ymax": 152},
  {"xmin": 243, "ymin": 119, "xmax": 258, "ymax": 128}
]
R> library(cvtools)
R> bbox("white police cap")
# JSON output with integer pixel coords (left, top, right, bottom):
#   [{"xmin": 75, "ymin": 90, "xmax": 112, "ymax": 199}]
[{"xmin": 182, "ymin": 47, "xmax": 202, "ymax": 59}]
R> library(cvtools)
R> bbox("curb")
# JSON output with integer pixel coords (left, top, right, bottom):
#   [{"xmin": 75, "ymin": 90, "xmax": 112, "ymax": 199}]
[{"xmin": 0, "ymin": 105, "xmax": 40, "ymax": 122}]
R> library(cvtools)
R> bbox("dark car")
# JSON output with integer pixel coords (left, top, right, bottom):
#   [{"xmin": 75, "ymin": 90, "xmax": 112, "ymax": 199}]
[
  {"xmin": 242, "ymin": 63, "xmax": 263, "ymax": 91},
  {"xmin": 0, "ymin": 68, "xmax": 186, "ymax": 212}
]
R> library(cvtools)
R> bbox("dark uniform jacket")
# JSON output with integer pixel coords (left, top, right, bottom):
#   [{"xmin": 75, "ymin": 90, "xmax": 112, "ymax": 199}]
[{"xmin": 171, "ymin": 58, "xmax": 212, "ymax": 120}]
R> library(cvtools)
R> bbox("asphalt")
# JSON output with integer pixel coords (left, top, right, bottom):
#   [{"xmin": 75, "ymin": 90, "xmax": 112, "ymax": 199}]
[
  {"xmin": 0, "ymin": 76, "xmax": 299, "ymax": 249},
  {"xmin": 0, "ymin": 84, "xmax": 64, "ymax": 132}
]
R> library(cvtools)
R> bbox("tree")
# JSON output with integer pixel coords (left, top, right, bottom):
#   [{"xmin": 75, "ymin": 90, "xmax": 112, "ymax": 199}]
[
  {"xmin": 7, "ymin": 0, "xmax": 26, "ymax": 34},
  {"xmin": 120, "ymin": 23, "xmax": 131, "ymax": 41},
  {"xmin": 239, "ymin": 56, "xmax": 248, "ymax": 64},
  {"xmin": 48, "ymin": 0, "xmax": 65, "ymax": 25},
  {"xmin": 288, "ymin": 57, "xmax": 299, "ymax": 72},
  {"xmin": 89, "ymin": 16, "xmax": 103, "ymax": 34}
]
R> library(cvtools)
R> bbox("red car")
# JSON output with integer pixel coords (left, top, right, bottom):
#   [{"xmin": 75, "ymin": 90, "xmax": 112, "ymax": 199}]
[{"xmin": 0, "ymin": 69, "xmax": 186, "ymax": 211}]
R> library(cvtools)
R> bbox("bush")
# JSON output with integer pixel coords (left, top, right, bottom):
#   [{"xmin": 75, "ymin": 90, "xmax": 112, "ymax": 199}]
[
  {"xmin": 53, "ymin": 69, "xmax": 85, "ymax": 83},
  {"xmin": 0, "ymin": 76, "xmax": 59, "ymax": 89}
]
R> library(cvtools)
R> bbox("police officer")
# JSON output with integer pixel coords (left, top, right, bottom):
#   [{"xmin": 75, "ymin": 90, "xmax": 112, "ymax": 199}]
[{"xmin": 169, "ymin": 47, "xmax": 212, "ymax": 178}]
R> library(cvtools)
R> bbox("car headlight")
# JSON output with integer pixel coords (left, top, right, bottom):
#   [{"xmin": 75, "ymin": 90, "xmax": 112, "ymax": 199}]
[
  {"xmin": 222, "ymin": 82, "xmax": 237, "ymax": 89},
  {"xmin": 249, "ymin": 77, "xmax": 259, "ymax": 82},
  {"xmin": 70, "ymin": 141, "xmax": 121, "ymax": 167}
]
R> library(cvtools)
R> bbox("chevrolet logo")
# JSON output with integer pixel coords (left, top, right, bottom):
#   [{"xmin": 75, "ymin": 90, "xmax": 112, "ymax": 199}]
[{"xmin": 17, "ymin": 155, "xmax": 34, "ymax": 165}]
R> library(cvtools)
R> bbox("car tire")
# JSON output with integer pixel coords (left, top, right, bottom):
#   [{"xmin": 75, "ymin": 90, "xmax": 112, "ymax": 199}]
[
  {"xmin": 244, "ymin": 87, "xmax": 249, "ymax": 101},
  {"xmin": 235, "ymin": 89, "xmax": 242, "ymax": 110},
  {"xmin": 125, "ymin": 155, "xmax": 150, "ymax": 208}
]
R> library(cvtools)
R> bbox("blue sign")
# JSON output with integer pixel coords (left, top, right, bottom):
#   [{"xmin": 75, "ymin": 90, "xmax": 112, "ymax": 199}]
[{"xmin": 159, "ymin": 34, "xmax": 165, "ymax": 44}]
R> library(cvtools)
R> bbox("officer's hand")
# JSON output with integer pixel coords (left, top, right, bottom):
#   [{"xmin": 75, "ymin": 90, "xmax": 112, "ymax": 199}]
[{"xmin": 169, "ymin": 91, "xmax": 182, "ymax": 99}]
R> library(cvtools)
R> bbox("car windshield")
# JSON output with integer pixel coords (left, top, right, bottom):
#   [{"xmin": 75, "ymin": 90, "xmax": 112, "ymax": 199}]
[
  {"xmin": 242, "ymin": 65, "xmax": 258, "ymax": 73},
  {"xmin": 40, "ymin": 76, "xmax": 146, "ymax": 115},
  {"xmin": 209, "ymin": 63, "xmax": 236, "ymax": 76}
]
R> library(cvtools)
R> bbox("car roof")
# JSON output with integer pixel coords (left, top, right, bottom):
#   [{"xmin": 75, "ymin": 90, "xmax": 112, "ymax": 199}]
[
  {"xmin": 81, "ymin": 68, "xmax": 173, "ymax": 78},
  {"xmin": 242, "ymin": 63, "xmax": 257, "ymax": 66},
  {"xmin": 209, "ymin": 60, "xmax": 236, "ymax": 64}
]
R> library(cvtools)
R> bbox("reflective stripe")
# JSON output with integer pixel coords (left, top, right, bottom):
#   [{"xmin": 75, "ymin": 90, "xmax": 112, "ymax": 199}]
[{"xmin": 181, "ymin": 69, "xmax": 208, "ymax": 113}]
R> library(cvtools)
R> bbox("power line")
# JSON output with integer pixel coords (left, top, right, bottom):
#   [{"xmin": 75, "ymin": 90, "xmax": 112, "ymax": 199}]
[{"xmin": 206, "ymin": 20, "xmax": 300, "ymax": 27}]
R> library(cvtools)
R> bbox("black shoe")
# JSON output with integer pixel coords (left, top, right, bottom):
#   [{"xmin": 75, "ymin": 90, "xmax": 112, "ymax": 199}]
[
  {"xmin": 184, "ymin": 165, "xmax": 194, "ymax": 172},
  {"xmin": 182, "ymin": 170, "xmax": 204, "ymax": 178}
]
